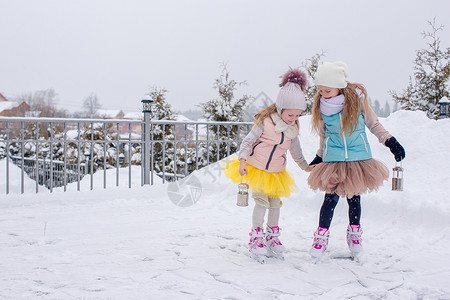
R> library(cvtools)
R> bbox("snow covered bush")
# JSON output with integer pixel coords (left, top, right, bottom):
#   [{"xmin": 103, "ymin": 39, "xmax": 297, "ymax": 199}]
[{"xmin": 79, "ymin": 122, "xmax": 120, "ymax": 172}]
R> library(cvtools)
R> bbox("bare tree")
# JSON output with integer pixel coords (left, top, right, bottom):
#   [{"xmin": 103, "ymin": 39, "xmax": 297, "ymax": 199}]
[
  {"xmin": 13, "ymin": 89, "xmax": 67, "ymax": 138},
  {"xmin": 83, "ymin": 93, "xmax": 102, "ymax": 118},
  {"xmin": 15, "ymin": 88, "xmax": 67, "ymax": 118}
]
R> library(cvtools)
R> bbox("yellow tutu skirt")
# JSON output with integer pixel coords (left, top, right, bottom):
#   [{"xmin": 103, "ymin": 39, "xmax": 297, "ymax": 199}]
[{"xmin": 223, "ymin": 157, "xmax": 299, "ymax": 199}]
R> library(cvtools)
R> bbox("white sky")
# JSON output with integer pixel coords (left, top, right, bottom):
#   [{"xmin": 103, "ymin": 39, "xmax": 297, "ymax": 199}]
[{"xmin": 1, "ymin": 0, "xmax": 449, "ymax": 114}]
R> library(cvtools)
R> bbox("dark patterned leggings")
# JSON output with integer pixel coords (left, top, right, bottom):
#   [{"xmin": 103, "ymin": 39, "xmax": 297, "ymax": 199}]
[{"xmin": 318, "ymin": 193, "xmax": 361, "ymax": 229}]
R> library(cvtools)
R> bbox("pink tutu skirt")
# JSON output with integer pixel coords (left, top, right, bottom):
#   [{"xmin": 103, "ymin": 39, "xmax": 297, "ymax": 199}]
[{"xmin": 307, "ymin": 159, "xmax": 389, "ymax": 198}]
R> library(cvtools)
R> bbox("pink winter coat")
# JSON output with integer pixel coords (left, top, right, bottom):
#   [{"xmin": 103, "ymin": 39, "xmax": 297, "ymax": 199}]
[{"xmin": 239, "ymin": 116, "xmax": 308, "ymax": 173}]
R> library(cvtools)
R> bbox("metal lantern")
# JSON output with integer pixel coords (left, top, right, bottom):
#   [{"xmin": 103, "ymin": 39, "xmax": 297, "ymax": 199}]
[
  {"xmin": 84, "ymin": 150, "xmax": 90, "ymax": 175},
  {"xmin": 438, "ymin": 96, "xmax": 450, "ymax": 119},
  {"xmin": 141, "ymin": 98, "xmax": 154, "ymax": 113},
  {"xmin": 119, "ymin": 153, "xmax": 125, "ymax": 165},
  {"xmin": 392, "ymin": 162, "xmax": 404, "ymax": 191},
  {"xmin": 236, "ymin": 175, "xmax": 249, "ymax": 207}
]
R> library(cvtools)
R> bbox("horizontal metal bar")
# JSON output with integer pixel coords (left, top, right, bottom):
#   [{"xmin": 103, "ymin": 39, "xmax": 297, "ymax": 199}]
[{"xmin": 0, "ymin": 116, "xmax": 252, "ymax": 126}]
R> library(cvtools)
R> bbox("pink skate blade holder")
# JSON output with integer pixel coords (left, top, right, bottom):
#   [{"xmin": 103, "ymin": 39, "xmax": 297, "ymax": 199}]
[
  {"xmin": 236, "ymin": 175, "xmax": 249, "ymax": 207},
  {"xmin": 392, "ymin": 161, "xmax": 404, "ymax": 191}
]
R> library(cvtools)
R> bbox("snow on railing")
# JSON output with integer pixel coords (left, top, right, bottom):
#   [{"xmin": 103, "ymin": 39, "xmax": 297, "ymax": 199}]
[{"xmin": 0, "ymin": 116, "xmax": 252, "ymax": 194}]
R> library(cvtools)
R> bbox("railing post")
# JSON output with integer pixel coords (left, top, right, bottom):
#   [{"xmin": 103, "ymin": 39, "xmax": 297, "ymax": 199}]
[{"xmin": 141, "ymin": 99, "xmax": 154, "ymax": 185}]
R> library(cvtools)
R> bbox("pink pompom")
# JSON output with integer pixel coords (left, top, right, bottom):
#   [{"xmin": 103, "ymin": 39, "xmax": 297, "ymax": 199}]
[{"xmin": 281, "ymin": 68, "xmax": 308, "ymax": 91}]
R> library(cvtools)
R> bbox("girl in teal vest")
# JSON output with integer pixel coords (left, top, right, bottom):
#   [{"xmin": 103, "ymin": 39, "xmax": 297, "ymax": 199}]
[{"xmin": 307, "ymin": 61, "xmax": 405, "ymax": 260}]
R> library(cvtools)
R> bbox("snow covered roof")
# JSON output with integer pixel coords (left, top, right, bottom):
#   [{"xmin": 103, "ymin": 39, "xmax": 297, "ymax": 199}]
[
  {"xmin": 176, "ymin": 114, "xmax": 193, "ymax": 122},
  {"xmin": 122, "ymin": 111, "xmax": 142, "ymax": 120},
  {"xmin": 96, "ymin": 109, "xmax": 122, "ymax": 118},
  {"xmin": 0, "ymin": 100, "xmax": 19, "ymax": 113},
  {"xmin": 96, "ymin": 109, "xmax": 142, "ymax": 120}
]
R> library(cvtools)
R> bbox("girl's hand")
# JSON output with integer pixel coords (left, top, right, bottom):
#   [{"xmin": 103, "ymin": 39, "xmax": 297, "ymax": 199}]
[
  {"xmin": 305, "ymin": 165, "xmax": 315, "ymax": 172},
  {"xmin": 309, "ymin": 155, "xmax": 322, "ymax": 166},
  {"xmin": 239, "ymin": 159, "xmax": 248, "ymax": 176},
  {"xmin": 385, "ymin": 137, "xmax": 405, "ymax": 162}
]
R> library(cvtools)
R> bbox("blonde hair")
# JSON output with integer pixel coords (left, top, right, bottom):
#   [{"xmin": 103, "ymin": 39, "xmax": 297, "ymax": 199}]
[
  {"xmin": 311, "ymin": 82, "xmax": 369, "ymax": 137},
  {"xmin": 253, "ymin": 103, "xmax": 299, "ymax": 129}
]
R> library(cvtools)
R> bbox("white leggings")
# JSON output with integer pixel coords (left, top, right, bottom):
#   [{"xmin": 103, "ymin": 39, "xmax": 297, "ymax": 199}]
[{"xmin": 251, "ymin": 191, "xmax": 282, "ymax": 229}]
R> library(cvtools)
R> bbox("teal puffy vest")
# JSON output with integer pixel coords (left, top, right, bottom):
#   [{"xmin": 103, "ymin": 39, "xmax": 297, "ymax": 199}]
[{"xmin": 322, "ymin": 112, "xmax": 372, "ymax": 162}]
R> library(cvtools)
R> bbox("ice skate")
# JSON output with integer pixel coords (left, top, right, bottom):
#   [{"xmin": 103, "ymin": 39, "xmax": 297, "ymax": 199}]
[
  {"xmin": 265, "ymin": 226, "xmax": 285, "ymax": 260},
  {"xmin": 347, "ymin": 224, "xmax": 363, "ymax": 261},
  {"xmin": 249, "ymin": 227, "xmax": 266, "ymax": 263},
  {"xmin": 309, "ymin": 227, "xmax": 330, "ymax": 261}
]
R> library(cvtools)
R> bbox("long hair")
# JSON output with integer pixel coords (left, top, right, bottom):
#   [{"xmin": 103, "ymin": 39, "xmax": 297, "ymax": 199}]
[
  {"xmin": 253, "ymin": 103, "xmax": 299, "ymax": 129},
  {"xmin": 311, "ymin": 82, "xmax": 369, "ymax": 137}
]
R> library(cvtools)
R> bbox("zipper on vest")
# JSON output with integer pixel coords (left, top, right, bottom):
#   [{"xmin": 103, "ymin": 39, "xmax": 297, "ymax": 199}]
[
  {"xmin": 265, "ymin": 132, "xmax": 284, "ymax": 170},
  {"xmin": 360, "ymin": 133, "xmax": 368, "ymax": 152},
  {"xmin": 339, "ymin": 113, "xmax": 348, "ymax": 159},
  {"xmin": 324, "ymin": 136, "xmax": 330, "ymax": 159}
]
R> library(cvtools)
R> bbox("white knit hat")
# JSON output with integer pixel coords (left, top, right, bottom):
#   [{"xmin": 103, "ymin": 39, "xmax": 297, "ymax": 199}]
[
  {"xmin": 276, "ymin": 82, "xmax": 307, "ymax": 114},
  {"xmin": 314, "ymin": 61, "xmax": 349, "ymax": 88}
]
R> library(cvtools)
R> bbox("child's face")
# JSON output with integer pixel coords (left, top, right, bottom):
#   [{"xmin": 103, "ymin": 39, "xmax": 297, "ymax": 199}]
[
  {"xmin": 318, "ymin": 85, "xmax": 340, "ymax": 99},
  {"xmin": 281, "ymin": 109, "xmax": 303, "ymax": 124}
]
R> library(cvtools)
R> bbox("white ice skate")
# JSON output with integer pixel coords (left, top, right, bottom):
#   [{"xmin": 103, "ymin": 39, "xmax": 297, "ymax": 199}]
[
  {"xmin": 309, "ymin": 227, "xmax": 330, "ymax": 261},
  {"xmin": 347, "ymin": 224, "xmax": 363, "ymax": 261},
  {"xmin": 265, "ymin": 226, "xmax": 285, "ymax": 260},
  {"xmin": 249, "ymin": 227, "xmax": 266, "ymax": 263}
]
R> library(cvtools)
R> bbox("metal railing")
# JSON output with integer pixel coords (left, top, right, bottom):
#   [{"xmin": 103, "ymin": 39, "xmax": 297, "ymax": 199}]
[{"xmin": 0, "ymin": 116, "xmax": 252, "ymax": 194}]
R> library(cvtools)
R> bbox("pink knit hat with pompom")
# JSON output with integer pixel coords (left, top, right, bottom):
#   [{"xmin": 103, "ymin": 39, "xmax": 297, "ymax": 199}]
[{"xmin": 276, "ymin": 68, "xmax": 308, "ymax": 115}]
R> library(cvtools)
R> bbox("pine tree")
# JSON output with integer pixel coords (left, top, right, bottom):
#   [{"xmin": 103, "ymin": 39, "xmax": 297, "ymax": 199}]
[
  {"xmin": 300, "ymin": 51, "xmax": 327, "ymax": 114},
  {"xmin": 392, "ymin": 101, "xmax": 399, "ymax": 113},
  {"xmin": 384, "ymin": 101, "xmax": 391, "ymax": 117},
  {"xmin": 390, "ymin": 19, "xmax": 450, "ymax": 119},
  {"xmin": 199, "ymin": 63, "xmax": 253, "ymax": 162},
  {"xmin": 141, "ymin": 87, "xmax": 180, "ymax": 177},
  {"xmin": 148, "ymin": 87, "xmax": 177, "ymax": 122},
  {"xmin": 373, "ymin": 99, "xmax": 382, "ymax": 116}
]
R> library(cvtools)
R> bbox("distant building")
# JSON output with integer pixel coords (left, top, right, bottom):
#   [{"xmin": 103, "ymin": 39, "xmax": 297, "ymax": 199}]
[
  {"xmin": 0, "ymin": 93, "xmax": 31, "ymax": 135},
  {"xmin": 96, "ymin": 109, "xmax": 194, "ymax": 140},
  {"xmin": 96, "ymin": 109, "xmax": 142, "ymax": 135},
  {"xmin": 0, "ymin": 93, "xmax": 30, "ymax": 117},
  {"xmin": 175, "ymin": 114, "xmax": 194, "ymax": 140}
]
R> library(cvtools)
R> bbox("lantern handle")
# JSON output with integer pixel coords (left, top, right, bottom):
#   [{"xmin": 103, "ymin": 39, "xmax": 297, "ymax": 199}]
[{"xmin": 241, "ymin": 174, "xmax": 248, "ymax": 184}]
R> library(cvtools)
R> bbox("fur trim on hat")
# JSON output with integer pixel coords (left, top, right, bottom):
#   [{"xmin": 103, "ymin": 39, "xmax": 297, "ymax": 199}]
[
  {"xmin": 280, "ymin": 68, "xmax": 308, "ymax": 91},
  {"xmin": 276, "ymin": 68, "xmax": 308, "ymax": 114}
]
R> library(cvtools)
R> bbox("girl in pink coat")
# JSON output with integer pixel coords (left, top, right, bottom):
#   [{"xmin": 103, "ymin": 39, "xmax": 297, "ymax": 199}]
[{"xmin": 224, "ymin": 69, "xmax": 311, "ymax": 261}]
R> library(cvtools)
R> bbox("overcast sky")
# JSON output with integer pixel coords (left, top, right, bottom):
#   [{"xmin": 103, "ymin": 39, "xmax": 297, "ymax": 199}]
[{"xmin": 1, "ymin": 0, "xmax": 449, "ymax": 115}]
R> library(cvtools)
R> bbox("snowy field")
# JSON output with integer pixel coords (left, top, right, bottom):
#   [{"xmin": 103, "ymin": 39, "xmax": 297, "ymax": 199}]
[{"xmin": 1, "ymin": 110, "xmax": 449, "ymax": 300}]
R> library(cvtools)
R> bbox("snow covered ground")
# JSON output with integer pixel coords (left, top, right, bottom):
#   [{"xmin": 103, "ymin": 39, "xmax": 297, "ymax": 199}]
[{"xmin": 1, "ymin": 110, "xmax": 449, "ymax": 299}]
